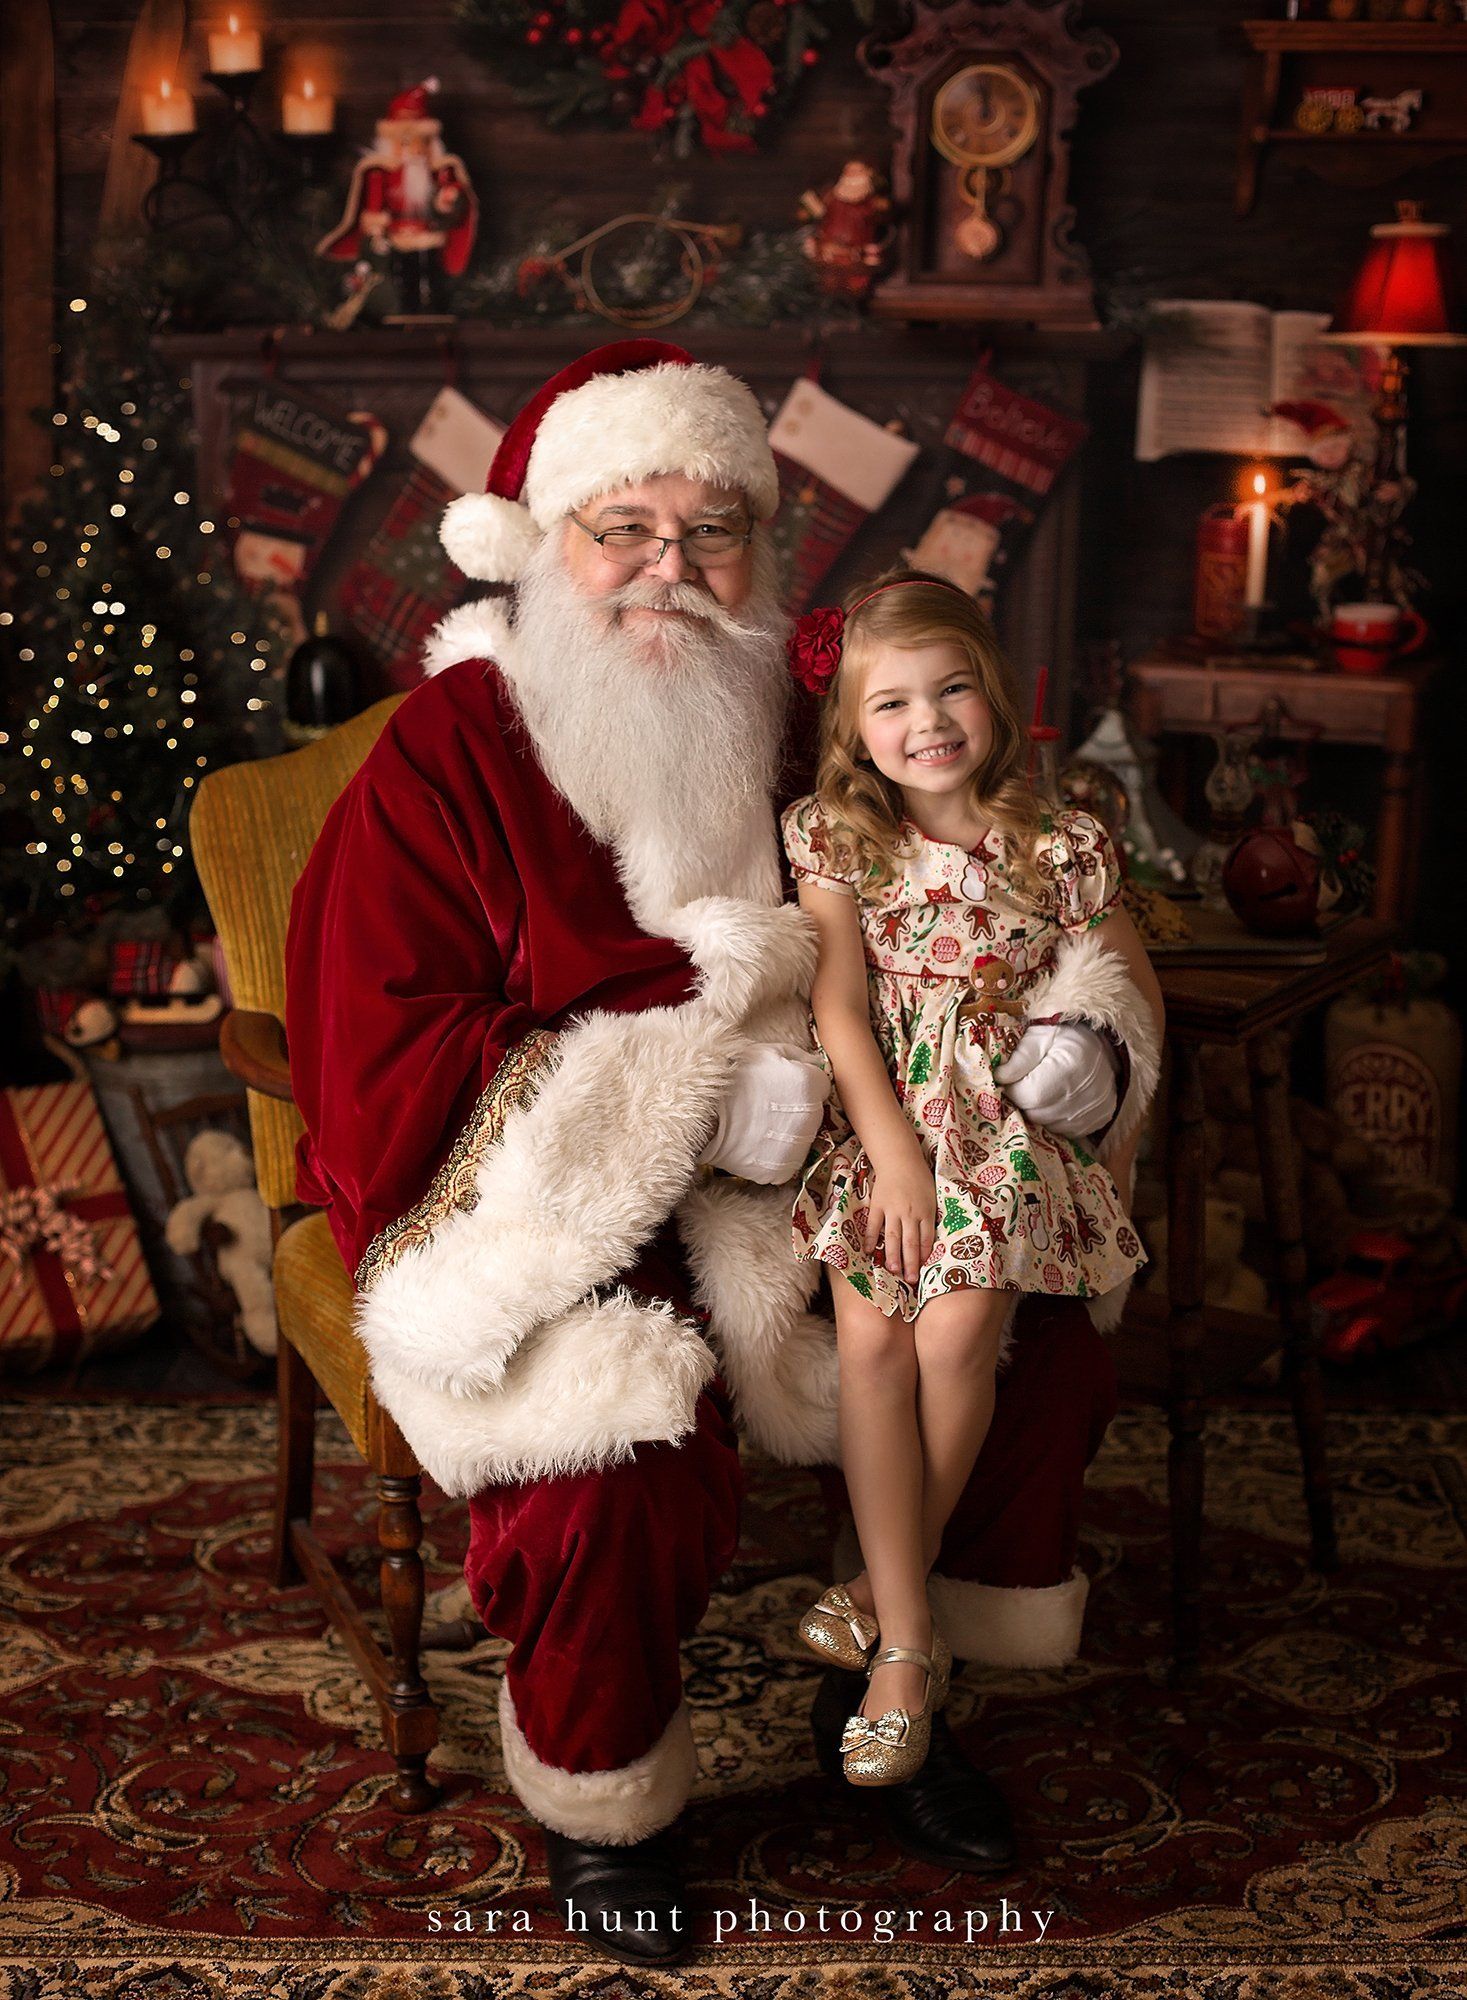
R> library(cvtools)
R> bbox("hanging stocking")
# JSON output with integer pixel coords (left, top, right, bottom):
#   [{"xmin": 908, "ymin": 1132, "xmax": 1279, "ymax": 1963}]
[
  {"xmin": 768, "ymin": 376, "xmax": 919, "ymax": 612},
  {"xmin": 339, "ymin": 388, "xmax": 504, "ymax": 686},
  {"xmin": 910, "ymin": 358, "xmax": 1088, "ymax": 607},
  {"xmin": 223, "ymin": 383, "xmax": 385, "ymax": 593}
]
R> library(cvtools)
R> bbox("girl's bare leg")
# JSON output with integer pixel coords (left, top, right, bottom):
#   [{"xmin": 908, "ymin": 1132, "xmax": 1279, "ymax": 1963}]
[
  {"xmin": 831, "ymin": 1275, "xmax": 932, "ymax": 1719},
  {"xmin": 913, "ymin": 1286, "xmax": 1010, "ymax": 1568}
]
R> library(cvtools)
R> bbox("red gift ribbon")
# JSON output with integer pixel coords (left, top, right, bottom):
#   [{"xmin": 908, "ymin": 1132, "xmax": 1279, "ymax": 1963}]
[{"xmin": 0, "ymin": 1093, "xmax": 131, "ymax": 1338}]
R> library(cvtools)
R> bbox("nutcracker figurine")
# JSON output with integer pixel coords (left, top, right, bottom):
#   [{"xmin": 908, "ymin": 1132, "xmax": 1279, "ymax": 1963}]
[
  {"xmin": 318, "ymin": 78, "xmax": 478, "ymax": 318},
  {"xmin": 798, "ymin": 159, "xmax": 892, "ymax": 301}
]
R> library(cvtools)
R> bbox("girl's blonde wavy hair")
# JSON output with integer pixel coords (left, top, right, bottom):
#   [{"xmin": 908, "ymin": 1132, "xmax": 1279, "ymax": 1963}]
[{"xmin": 814, "ymin": 567, "xmax": 1042, "ymax": 896}]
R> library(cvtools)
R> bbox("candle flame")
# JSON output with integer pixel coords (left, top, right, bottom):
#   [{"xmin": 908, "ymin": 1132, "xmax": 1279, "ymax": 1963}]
[
  {"xmin": 1252, "ymin": 473, "xmax": 1267, "ymax": 497},
  {"xmin": 228, "ymin": 13, "xmax": 240, "ymax": 32},
  {"xmin": 303, "ymin": 77, "xmax": 315, "ymax": 97},
  {"xmin": 160, "ymin": 77, "xmax": 172, "ymax": 98}
]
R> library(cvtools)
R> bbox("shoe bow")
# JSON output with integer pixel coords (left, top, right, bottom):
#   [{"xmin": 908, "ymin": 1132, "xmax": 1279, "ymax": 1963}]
[{"xmin": 840, "ymin": 1709, "xmax": 910, "ymax": 1752}]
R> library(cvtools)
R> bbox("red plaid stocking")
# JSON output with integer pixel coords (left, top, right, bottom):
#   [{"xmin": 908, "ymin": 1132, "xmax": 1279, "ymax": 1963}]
[{"xmin": 339, "ymin": 467, "xmax": 465, "ymax": 686}]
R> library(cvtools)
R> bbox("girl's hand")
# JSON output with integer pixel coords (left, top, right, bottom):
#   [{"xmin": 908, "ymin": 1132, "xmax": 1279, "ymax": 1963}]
[{"xmin": 864, "ymin": 1147, "xmax": 937, "ymax": 1284}]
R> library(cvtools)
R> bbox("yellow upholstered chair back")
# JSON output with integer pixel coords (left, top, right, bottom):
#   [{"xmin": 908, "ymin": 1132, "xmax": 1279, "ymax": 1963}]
[{"xmin": 191, "ymin": 697, "xmax": 406, "ymax": 1206}]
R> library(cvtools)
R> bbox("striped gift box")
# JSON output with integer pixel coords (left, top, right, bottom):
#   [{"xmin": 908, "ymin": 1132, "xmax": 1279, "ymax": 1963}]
[{"xmin": 0, "ymin": 1083, "xmax": 160, "ymax": 1374}]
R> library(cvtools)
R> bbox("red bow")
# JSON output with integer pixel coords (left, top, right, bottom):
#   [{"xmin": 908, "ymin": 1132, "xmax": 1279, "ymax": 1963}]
[{"xmin": 788, "ymin": 605, "xmax": 845, "ymax": 696}]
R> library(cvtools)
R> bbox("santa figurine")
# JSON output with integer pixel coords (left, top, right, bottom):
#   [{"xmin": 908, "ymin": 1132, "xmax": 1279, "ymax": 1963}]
[
  {"xmin": 318, "ymin": 78, "xmax": 478, "ymax": 318},
  {"xmin": 798, "ymin": 159, "xmax": 892, "ymax": 300}
]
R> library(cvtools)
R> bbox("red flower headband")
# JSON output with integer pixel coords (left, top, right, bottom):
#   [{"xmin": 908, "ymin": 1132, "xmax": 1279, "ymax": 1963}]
[{"xmin": 787, "ymin": 577, "xmax": 972, "ymax": 697}]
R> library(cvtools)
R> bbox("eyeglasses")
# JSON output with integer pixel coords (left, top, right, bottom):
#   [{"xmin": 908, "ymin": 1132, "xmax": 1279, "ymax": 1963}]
[{"xmin": 569, "ymin": 514, "xmax": 753, "ymax": 569}]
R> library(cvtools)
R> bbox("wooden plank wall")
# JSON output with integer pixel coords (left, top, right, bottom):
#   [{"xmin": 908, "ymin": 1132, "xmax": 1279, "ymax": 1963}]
[
  {"xmin": 25, "ymin": 0, "xmax": 1467, "ymax": 959},
  {"xmin": 41, "ymin": 0, "xmax": 1465, "ymax": 627}
]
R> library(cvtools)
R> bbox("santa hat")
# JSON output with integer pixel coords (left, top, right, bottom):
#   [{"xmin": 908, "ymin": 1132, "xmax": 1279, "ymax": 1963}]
[
  {"xmin": 380, "ymin": 78, "xmax": 442, "ymax": 138},
  {"xmin": 439, "ymin": 339, "xmax": 780, "ymax": 586}
]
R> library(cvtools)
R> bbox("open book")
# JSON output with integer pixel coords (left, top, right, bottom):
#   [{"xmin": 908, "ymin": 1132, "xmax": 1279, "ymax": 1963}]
[{"xmin": 1135, "ymin": 300, "xmax": 1373, "ymax": 461}]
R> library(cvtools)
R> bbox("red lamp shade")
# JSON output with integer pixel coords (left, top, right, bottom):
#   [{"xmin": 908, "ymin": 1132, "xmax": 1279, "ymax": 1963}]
[{"xmin": 1331, "ymin": 201, "xmax": 1465, "ymax": 346}]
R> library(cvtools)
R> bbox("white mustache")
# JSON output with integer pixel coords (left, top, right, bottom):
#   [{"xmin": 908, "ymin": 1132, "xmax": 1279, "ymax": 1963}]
[{"xmin": 607, "ymin": 575, "xmax": 764, "ymax": 637}]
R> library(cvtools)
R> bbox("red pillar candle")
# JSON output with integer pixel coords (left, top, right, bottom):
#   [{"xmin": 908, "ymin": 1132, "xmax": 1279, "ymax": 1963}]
[{"xmin": 1194, "ymin": 502, "xmax": 1249, "ymax": 641}]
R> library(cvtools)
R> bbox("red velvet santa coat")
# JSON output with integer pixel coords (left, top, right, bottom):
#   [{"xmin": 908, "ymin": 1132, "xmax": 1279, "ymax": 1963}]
[{"xmin": 285, "ymin": 598, "xmax": 1160, "ymax": 1506}]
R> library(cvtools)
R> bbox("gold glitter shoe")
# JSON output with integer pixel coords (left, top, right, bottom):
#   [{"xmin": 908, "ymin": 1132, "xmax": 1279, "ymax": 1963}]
[
  {"xmin": 839, "ymin": 1641, "xmax": 946, "ymax": 1788},
  {"xmin": 797, "ymin": 1583, "xmax": 880, "ymax": 1672}
]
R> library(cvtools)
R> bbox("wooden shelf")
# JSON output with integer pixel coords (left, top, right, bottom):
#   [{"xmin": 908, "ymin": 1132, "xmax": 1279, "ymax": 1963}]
[
  {"xmin": 1263, "ymin": 125, "xmax": 1467, "ymax": 141},
  {"xmin": 1237, "ymin": 17, "xmax": 1467, "ymax": 212},
  {"xmin": 1245, "ymin": 21, "xmax": 1467, "ymax": 53},
  {"xmin": 153, "ymin": 319, "xmax": 1131, "ymax": 370}
]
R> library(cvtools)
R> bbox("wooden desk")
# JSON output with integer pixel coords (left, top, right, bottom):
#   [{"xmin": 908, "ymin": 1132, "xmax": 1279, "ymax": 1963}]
[
  {"xmin": 1132, "ymin": 918, "xmax": 1394, "ymax": 1680},
  {"xmin": 1128, "ymin": 652, "xmax": 1435, "ymax": 925}
]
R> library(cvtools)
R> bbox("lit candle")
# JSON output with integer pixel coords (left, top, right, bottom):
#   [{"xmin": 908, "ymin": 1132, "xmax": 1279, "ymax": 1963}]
[
  {"xmin": 1243, "ymin": 470, "xmax": 1270, "ymax": 609},
  {"xmin": 208, "ymin": 13, "xmax": 262, "ymax": 73},
  {"xmin": 141, "ymin": 77, "xmax": 197, "ymax": 135},
  {"xmin": 282, "ymin": 77, "xmax": 334, "ymax": 133}
]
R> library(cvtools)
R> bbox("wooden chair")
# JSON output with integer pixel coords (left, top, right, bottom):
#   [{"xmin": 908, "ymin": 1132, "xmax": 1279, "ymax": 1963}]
[{"xmin": 191, "ymin": 697, "xmax": 449, "ymax": 1813}]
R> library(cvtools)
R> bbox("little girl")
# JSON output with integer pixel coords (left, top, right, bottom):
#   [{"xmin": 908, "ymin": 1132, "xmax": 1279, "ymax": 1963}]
[{"xmin": 782, "ymin": 569, "xmax": 1164, "ymax": 1787}]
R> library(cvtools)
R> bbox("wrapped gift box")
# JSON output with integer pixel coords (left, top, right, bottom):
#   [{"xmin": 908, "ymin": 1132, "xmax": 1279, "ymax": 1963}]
[{"xmin": 0, "ymin": 1081, "xmax": 160, "ymax": 1374}]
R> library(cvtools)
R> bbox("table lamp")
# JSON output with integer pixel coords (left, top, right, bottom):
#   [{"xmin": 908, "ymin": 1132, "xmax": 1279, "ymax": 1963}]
[{"xmin": 1327, "ymin": 201, "xmax": 1464, "ymax": 481}]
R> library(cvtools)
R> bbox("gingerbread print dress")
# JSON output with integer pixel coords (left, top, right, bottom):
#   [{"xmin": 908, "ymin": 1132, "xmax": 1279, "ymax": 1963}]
[{"xmin": 782, "ymin": 796, "xmax": 1146, "ymax": 1320}]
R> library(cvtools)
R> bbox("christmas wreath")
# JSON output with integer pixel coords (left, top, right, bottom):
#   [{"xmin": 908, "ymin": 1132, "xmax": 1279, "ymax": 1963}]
[{"xmin": 455, "ymin": 0, "xmax": 862, "ymax": 156}]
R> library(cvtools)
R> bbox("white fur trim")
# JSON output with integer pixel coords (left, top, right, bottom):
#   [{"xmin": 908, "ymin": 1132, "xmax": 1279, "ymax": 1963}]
[
  {"xmin": 355, "ymin": 901, "xmax": 817, "ymax": 1405},
  {"xmin": 526, "ymin": 361, "xmax": 779, "ymax": 527},
  {"xmin": 356, "ymin": 1005, "xmax": 736, "ymax": 1397},
  {"xmin": 421, "ymin": 596, "xmax": 513, "ymax": 678},
  {"xmin": 370, "ymin": 1291, "xmax": 715, "ymax": 1495},
  {"xmin": 499, "ymin": 1680, "xmax": 697, "ymax": 1843},
  {"xmin": 677, "ymin": 1176, "xmax": 839, "ymax": 1466},
  {"xmin": 1024, "ymin": 928, "xmax": 1162, "ymax": 1334},
  {"xmin": 1027, "ymin": 928, "xmax": 1161, "ymax": 1158},
  {"xmin": 664, "ymin": 897, "xmax": 817, "ymax": 1026},
  {"xmin": 439, "ymin": 492, "xmax": 542, "ymax": 584},
  {"xmin": 927, "ymin": 1566, "xmax": 1090, "ymax": 1668}
]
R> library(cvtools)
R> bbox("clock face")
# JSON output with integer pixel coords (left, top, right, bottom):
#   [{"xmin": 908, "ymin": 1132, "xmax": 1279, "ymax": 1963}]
[{"xmin": 931, "ymin": 63, "xmax": 1041, "ymax": 170}]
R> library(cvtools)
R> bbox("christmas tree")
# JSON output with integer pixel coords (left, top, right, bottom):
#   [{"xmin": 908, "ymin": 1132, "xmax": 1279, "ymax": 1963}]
[{"xmin": 0, "ymin": 292, "xmax": 284, "ymax": 936}]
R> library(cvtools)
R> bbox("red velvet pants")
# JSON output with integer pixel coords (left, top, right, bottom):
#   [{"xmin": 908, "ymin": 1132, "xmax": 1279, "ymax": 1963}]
[{"xmin": 463, "ymin": 1296, "xmax": 1116, "ymax": 1782}]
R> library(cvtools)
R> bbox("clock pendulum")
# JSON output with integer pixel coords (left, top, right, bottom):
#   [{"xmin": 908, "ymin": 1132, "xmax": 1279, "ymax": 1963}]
[{"xmin": 930, "ymin": 62, "xmax": 1041, "ymax": 263}]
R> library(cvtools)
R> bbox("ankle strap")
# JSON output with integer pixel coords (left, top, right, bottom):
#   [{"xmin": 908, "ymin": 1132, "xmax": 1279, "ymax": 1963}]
[{"xmin": 870, "ymin": 1645, "xmax": 932, "ymax": 1671}]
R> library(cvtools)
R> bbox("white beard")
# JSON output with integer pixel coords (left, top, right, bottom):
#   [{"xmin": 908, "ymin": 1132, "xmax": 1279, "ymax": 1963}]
[{"xmin": 500, "ymin": 529, "xmax": 791, "ymax": 932}]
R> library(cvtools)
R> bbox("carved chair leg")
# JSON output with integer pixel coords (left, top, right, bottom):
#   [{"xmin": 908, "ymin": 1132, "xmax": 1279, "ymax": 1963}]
[
  {"xmin": 377, "ymin": 1471, "xmax": 440, "ymax": 1812},
  {"xmin": 271, "ymin": 1333, "xmax": 317, "ymax": 1589}
]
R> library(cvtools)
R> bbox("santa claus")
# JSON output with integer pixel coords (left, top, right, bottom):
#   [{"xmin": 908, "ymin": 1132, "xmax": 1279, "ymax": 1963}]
[
  {"xmin": 317, "ymin": 78, "xmax": 477, "ymax": 316},
  {"xmin": 285, "ymin": 341, "xmax": 1159, "ymax": 1966}
]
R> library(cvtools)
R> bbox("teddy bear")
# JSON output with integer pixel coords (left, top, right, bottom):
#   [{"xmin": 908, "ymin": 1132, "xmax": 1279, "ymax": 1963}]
[
  {"xmin": 1139, "ymin": 1195, "xmax": 1270, "ymax": 1317},
  {"xmin": 165, "ymin": 1130, "xmax": 277, "ymax": 1356}
]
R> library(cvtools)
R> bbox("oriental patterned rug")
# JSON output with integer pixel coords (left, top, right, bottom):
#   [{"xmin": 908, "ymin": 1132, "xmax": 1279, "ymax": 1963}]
[{"xmin": 1, "ymin": 1399, "xmax": 1464, "ymax": 2000}]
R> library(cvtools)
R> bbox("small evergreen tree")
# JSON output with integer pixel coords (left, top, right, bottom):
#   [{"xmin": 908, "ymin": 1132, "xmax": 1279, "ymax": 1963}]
[{"xmin": 1, "ymin": 291, "xmax": 283, "ymax": 935}]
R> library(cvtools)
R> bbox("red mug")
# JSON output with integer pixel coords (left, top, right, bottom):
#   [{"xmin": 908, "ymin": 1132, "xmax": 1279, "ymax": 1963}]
[{"xmin": 1330, "ymin": 601, "xmax": 1428, "ymax": 675}]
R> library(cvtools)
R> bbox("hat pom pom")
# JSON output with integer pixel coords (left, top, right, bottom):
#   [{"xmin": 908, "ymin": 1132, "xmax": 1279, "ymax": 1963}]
[
  {"xmin": 440, "ymin": 492, "xmax": 542, "ymax": 583},
  {"xmin": 788, "ymin": 605, "xmax": 845, "ymax": 696}
]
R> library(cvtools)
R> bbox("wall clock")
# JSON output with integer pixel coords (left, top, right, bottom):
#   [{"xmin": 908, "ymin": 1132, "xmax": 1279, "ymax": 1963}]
[{"xmin": 863, "ymin": 1, "xmax": 1118, "ymax": 327}]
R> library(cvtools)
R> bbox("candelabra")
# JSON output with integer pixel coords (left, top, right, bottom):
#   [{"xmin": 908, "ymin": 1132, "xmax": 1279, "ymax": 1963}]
[{"xmin": 133, "ymin": 68, "xmax": 331, "ymax": 241}]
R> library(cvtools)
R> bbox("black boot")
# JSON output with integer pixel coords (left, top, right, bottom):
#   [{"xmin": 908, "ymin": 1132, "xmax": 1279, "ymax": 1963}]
[
  {"xmin": 810, "ymin": 1666, "xmax": 1017, "ymax": 1876},
  {"xmin": 543, "ymin": 1825, "xmax": 690, "ymax": 1966}
]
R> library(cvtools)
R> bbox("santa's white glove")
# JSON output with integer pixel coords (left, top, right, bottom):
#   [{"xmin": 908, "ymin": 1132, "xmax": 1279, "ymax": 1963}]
[
  {"xmin": 994, "ymin": 1022, "xmax": 1120, "ymax": 1140},
  {"xmin": 700, "ymin": 1043, "xmax": 830, "ymax": 1185}
]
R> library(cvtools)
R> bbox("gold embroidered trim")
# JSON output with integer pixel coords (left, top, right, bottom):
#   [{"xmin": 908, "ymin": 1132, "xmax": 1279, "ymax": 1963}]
[{"xmin": 353, "ymin": 1027, "xmax": 560, "ymax": 1296}]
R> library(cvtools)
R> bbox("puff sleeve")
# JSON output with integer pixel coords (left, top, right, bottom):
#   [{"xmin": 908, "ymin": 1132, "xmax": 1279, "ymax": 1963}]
[
  {"xmin": 781, "ymin": 794, "xmax": 859, "ymax": 900},
  {"xmin": 1044, "ymin": 809, "xmax": 1124, "ymax": 934}
]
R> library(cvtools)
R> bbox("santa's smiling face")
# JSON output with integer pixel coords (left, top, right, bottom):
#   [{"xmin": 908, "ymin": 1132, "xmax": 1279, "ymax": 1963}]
[{"xmin": 558, "ymin": 471, "xmax": 757, "ymax": 664}]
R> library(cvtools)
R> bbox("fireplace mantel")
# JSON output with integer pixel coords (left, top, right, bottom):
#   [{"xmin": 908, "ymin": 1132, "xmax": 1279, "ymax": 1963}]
[{"xmin": 155, "ymin": 319, "xmax": 1127, "ymax": 715}]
